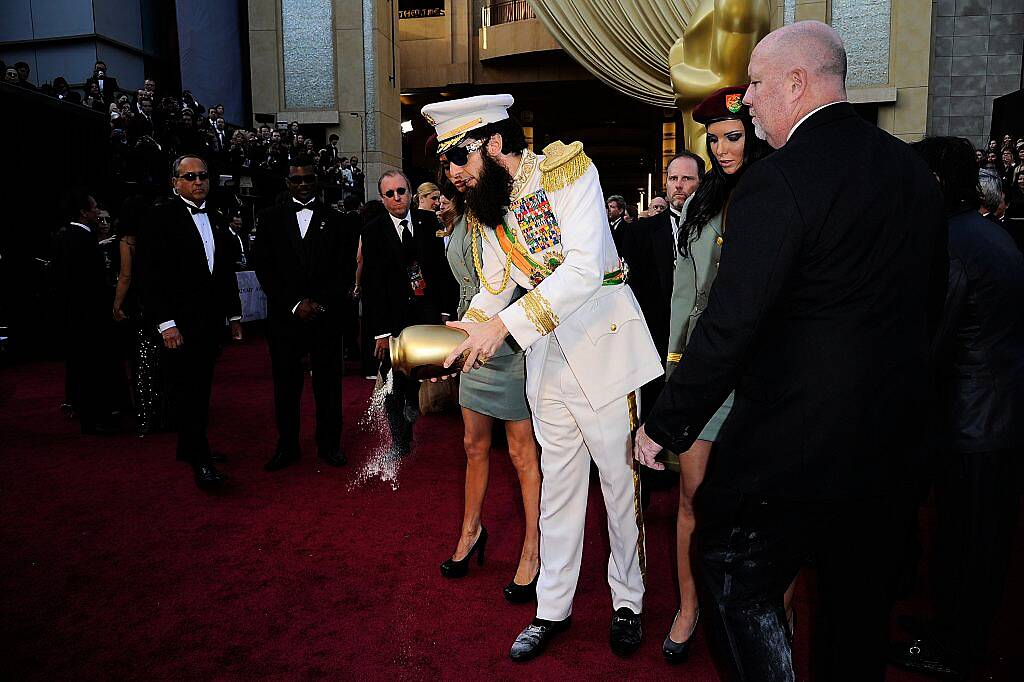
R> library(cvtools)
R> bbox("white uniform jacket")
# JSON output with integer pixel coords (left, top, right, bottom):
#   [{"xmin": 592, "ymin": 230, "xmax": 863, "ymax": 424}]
[{"xmin": 464, "ymin": 142, "xmax": 663, "ymax": 411}]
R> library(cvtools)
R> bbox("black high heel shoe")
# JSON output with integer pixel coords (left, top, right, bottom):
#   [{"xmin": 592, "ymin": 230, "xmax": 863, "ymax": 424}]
[
  {"xmin": 662, "ymin": 608, "xmax": 699, "ymax": 664},
  {"xmin": 503, "ymin": 569, "xmax": 539, "ymax": 603},
  {"xmin": 440, "ymin": 526, "xmax": 487, "ymax": 578}
]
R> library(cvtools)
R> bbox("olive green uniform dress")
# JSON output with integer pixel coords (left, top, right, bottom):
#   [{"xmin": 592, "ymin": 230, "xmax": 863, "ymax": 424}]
[
  {"xmin": 446, "ymin": 215, "xmax": 530, "ymax": 421},
  {"xmin": 665, "ymin": 199, "xmax": 734, "ymax": 441}
]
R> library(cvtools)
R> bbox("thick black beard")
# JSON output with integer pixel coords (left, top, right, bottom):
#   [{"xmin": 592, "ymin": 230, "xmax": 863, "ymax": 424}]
[{"xmin": 464, "ymin": 151, "xmax": 513, "ymax": 227}]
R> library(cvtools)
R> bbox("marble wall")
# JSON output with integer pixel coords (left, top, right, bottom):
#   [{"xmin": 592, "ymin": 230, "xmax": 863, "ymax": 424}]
[{"xmin": 927, "ymin": 0, "xmax": 1024, "ymax": 148}]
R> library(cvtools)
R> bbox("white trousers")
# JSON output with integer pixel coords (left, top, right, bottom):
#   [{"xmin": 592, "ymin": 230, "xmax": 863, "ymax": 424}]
[{"xmin": 531, "ymin": 337, "xmax": 646, "ymax": 621}]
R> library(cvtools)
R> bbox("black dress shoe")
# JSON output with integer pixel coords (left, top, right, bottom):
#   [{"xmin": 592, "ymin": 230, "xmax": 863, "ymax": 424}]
[
  {"xmin": 510, "ymin": 617, "xmax": 571, "ymax": 662},
  {"xmin": 317, "ymin": 449, "xmax": 347, "ymax": 467},
  {"xmin": 503, "ymin": 569, "xmax": 539, "ymax": 604},
  {"xmin": 663, "ymin": 609, "xmax": 699, "ymax": 664},
  {"xmin": 610, "ymin": 607, "xmax": 643, "ymax": 657},
  {"xmin": 263, "ymin": 450, "xmax": 300, "ymax": 472},
  {"xmin": 193, "ymin": 463, "xmax": 227, "ymax": 490},
  {"xmin": 440, "ymin": 526, "xmax": 487, "ymax": 578},
  {"xmin": 889, "ymin": 638, "xmax": 966, "ymax": 678}
]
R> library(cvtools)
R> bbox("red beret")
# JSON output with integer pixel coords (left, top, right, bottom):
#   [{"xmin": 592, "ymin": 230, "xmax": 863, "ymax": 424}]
[{"xmin": 692, "ymin": 86, "xmax": 749, "ymax": 125}]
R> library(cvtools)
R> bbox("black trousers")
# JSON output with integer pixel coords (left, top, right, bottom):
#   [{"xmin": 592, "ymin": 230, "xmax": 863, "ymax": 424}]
[
  {"xmin": 267, "ymin": 314, "xmax": 343, "ymax": 455},
  {"xmin": 376, "ymin": 300, "xmax": 439, "ymax": 454},
  {"xmin": 378, "ymin": 352, "xmax": 419, "ymax": 455},
  {"xmin": 933, "ymin": 449, "xmax": 1021, "ymax": 659},
  {"xmin": 64, "ymin": 321, "xmax": 117, "ymax": 427},
  {"xmin": 694, "ymin": 484, "xmax": 915, "ymax": 681},
  {"xmin": 162, "ymin": 327, "xmax": 219, "ymax": 465}
]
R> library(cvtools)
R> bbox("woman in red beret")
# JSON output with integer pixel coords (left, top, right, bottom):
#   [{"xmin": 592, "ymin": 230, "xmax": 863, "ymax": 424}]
[{"xmin": 660, "ymin": 85, "xmax": 794, "ymax": 664}]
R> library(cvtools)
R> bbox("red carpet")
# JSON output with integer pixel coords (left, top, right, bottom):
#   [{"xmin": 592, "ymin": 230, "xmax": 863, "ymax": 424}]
[{"xmin": 1, "ymin": 334, "xmax": 1019, "ymax": 679}]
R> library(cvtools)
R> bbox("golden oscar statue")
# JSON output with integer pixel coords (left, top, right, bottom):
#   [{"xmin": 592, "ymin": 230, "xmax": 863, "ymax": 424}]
[{"xmin": 669, "ymin": 0, "xmax": 771, "ymax": 162}]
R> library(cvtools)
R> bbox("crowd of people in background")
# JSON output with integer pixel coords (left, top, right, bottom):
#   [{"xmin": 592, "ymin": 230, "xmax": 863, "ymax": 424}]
[{"xmin": 3, "ymin": 58, "xmax": 367, "ymax": 199}]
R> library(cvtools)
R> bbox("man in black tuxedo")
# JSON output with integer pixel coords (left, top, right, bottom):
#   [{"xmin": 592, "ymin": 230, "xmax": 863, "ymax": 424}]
[
  {"xmin": 84, "ymin": 61, "xmax": 119, "ymax": 104},
  {"xmin": 606, "ymin": 194, "xmax": 628, "ymax": 252},
  {"xmin": 51, "ymin": 190, "xmax": 119, "ymax": 434},
  {"xmin": 621, "ymin": 152, "xmax": 704, "ymax": 420},
  {"xmin": 253, "ymin": 158, "xmax": 347, "ymax": 471},
  {"xmin": 139, "ymin": 156, "xmax": 243, "ymax": 490},
  {"xmin": 361, "ymin": 170, "xmax": 455, "ymax": 455},
  {"xmin": 634, "ymin": 22, "xmax": 948, "ymax": 680}
]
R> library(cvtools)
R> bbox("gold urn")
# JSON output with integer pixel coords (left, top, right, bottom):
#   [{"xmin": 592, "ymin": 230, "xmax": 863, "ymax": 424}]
[{"xmin": 389, "ymin": 325, "xmax": 469, "ymax": 380}]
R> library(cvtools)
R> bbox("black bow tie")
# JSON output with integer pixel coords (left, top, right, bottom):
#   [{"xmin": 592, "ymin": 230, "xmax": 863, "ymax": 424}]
[
  {"xmin": 189, "ymin": 206, "xmax": 208, "ymax": 215},
  {"xmin": 294, "ymin": 201, "xmax": 316, "ymax": 212}
]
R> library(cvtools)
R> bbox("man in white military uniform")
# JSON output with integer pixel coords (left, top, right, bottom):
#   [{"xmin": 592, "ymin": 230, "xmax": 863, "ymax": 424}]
[{"xmin": 420, "ymin": 95, "xmax": 663, "ymax": 661}]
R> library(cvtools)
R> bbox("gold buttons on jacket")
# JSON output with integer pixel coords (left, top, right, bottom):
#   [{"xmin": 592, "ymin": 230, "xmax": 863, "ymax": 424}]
[
  {"xmin": 463, "ymin": 276, "xmax": 470, "ymax": 282},
  {"xmin": 716, "ymin": 236, "xmax": 724, "ymax": 246},
  {"xmin": 610, "ymin": 323, "xmax": 617, "ymax": 332}
]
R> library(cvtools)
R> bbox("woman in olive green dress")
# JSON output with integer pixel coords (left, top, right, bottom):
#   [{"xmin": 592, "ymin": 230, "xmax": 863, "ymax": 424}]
[
  {"xmin": 660, "ymin": 86, "xmax": 782, "ymax": 663},
  {"xmin": 435, "ymin": 158, "xmax": 541, "ymax": 603}
]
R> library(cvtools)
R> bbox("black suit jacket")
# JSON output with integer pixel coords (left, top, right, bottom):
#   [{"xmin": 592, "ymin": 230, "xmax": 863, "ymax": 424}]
[
  {"xmin": 253, "ymin": 200, "xmax": 347, "ymax": 320},
  {"xmin": 138, "ymin": 198, "xmax": 242, "ymax": 336},
  {"xmin": 360, "ymin": 208, "xmax": 456, "ymax": 337},
  {"xmin": 84, "ymin": 76, "xmax": 119, "ymax": 103},
  {"xmin": 622, "ymin": 209, "xmax": 676, "ymax": 361},
  {"xmin": 51, "ymin": 224, "xmax": 107, "ymax": 330},
  {"xmin": 933, "ymin": 208, "xmax": 1024, "ymax": 453},
  {"xmin": 645, "ymin": 103, "xmax": 948, "ymax": 501}
]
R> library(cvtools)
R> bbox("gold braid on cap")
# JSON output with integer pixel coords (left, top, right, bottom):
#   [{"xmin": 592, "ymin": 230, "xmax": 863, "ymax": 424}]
[
  {"xmin": 539, "ymin": 140, "xmax": 591, "ymax": 193},
  {"xmin": 518, "ymin": 289, "xmax": 558, "ymax": 336},
  {"xmin": 469, "ymin": 213, "xmax": 512, "ymax": 296}
]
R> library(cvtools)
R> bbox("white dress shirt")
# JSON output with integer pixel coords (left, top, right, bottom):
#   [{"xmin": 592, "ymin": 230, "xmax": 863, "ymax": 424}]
[
  {"xmin": 669, "ymin": 208, "xmax": 682, "ymax": 251},
  {"xmin": 786, "ymin": 101, "xmax": 847, "ymax": 143},
  {"xmin": 294, "ymin": 198, "xmax": 315, "ymax": 238},
  {"xmin": 389, "ymin": 210, "xmax": 413, "ymax": 240},
  {"xmin": 289, "ymin": 198, "xmax": 318, "ymax": 314}
]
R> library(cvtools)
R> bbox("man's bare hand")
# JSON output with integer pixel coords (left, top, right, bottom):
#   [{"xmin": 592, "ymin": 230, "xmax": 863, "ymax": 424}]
[
  {"xmin": 162, "ymin": 326, "xmax": 183, "ymax": 349},
  {"xmin": 294, "ymin": 299, "xmax": 319, "ymax": 321},
  {"xmin": 374, "ymin": 337, "xmax": 390, "ymax": 360},
  {"xmin": 230, "ymin": 320, "xmax": 243, "ymax": 341},
  {"xmin": 443, "ymin": 317, "xmax": 507, "ymax": 373},
  {"xmin": 633, "ymin": 424, "xmax": 665, "ymax": 470},
  {"xmin": 113, "ymin": 306, "xmax": 127, "ymax": 322}
]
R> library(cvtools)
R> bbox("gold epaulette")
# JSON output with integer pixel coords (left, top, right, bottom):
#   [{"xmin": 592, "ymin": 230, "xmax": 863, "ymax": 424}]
[{"xmin": 539, "ymin": 140, "xmax": 591, "ymax": 193}]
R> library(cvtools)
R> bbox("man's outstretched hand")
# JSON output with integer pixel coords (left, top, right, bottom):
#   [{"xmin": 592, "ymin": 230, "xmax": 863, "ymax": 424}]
[
  {"xmin": 443, "ymin": 316, "xmax": 508, "ymax": 374},
  {"xmin": 633, "ymin": 424, "xmax": 666, "ymax": 471}
]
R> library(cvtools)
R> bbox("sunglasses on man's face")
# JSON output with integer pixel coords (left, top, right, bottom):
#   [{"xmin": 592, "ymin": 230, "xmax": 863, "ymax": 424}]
[
  {"xmin": 289, "ymin": 174, "xmax": 317, "ymax": 185},
  {"xmin": 382, "ymin": 187, "xmax": 408, "ymax": 199},
  {"xmin": 443, "ymin": 138, "xmax": 484, "ymax": 167},
  {"xmin": 177, "ymin": 171, "xmax": 209, "ymax": 182}
]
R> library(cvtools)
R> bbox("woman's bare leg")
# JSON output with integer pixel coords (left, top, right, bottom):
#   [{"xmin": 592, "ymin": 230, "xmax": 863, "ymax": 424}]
[
  {"xmin": 452, "ymin": 407, "xmax": 493, "ymax": 560},
  {"xmin": 669, "ymin": 439, "xmax": 712, "ymax": 642},
  {"xmin": 505, "ymin": 417, "xmax": 541, "ymax": 584}
]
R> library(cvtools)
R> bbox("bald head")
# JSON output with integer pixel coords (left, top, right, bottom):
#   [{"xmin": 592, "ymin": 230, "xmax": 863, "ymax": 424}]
[
  {"xmin": 756, "ymin": 21, "xmax": 847, "ymax": 83},
  {"xmin": 743, "ymin": 21, "xmax": 849, "ymax": 149}
]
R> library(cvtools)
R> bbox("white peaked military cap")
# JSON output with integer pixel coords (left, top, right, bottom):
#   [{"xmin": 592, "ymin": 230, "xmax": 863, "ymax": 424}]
[{"xmin": 420, "ymin": 94, "xmax": 514, "ymax": 154}]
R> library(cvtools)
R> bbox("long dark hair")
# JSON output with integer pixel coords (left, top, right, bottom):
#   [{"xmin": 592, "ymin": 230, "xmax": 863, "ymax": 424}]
[
  {"xmin": 910, "ymin": 136, "xmax": 981, "ymax": 214},
  {"xmin": 679, "ymin": 116, "xmax": 771, "ymax": 256}
]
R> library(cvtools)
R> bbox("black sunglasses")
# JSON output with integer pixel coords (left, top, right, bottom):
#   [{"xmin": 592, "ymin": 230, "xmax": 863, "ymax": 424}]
[
  {"xmin": 288, "ymin": 174, "xmax": 317, "ymax": 185},
  {"xmin": 443, "ymin": 138, "xmax": 485, "ymax": 167},
  {"xmin": 177, "ymin": 171, "xmax": 209, "ymax": 182},
  {"xmin": 383, "ymin": 187, "xmax": 408, "ymax": 199}
]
